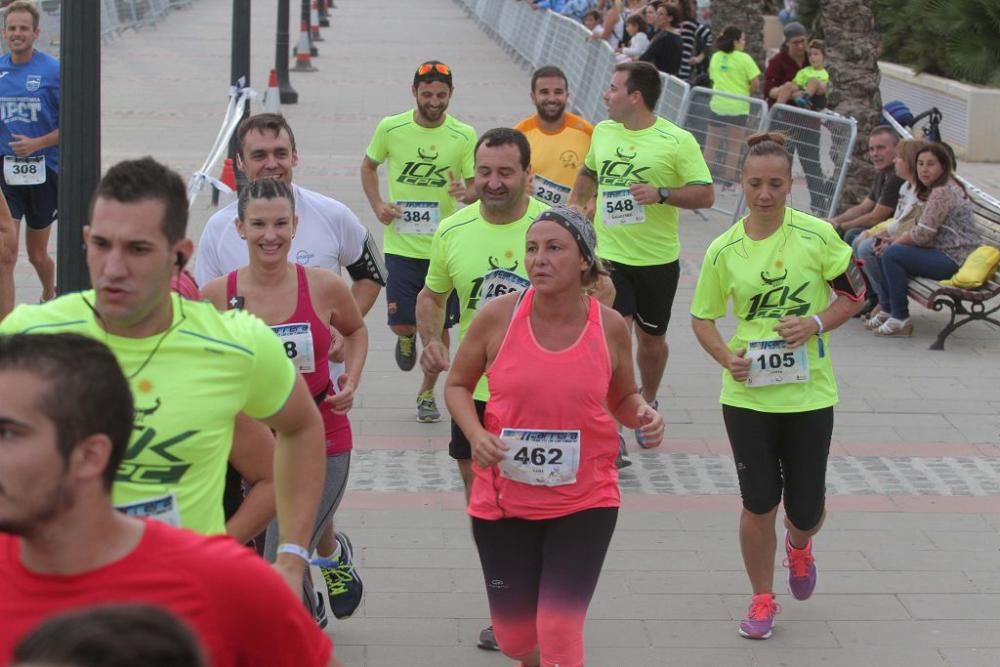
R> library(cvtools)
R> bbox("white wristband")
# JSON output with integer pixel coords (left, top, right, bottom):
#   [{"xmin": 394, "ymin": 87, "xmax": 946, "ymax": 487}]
[
  {"xmin": 276, "ymin": 543, "xmax": 311, "ymax": 562},
  {"xmin": 812, "ymin": 314, "xmax": 824, "ymax": 336}
]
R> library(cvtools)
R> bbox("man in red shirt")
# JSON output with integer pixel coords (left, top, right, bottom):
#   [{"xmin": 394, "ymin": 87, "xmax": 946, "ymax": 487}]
[
  {"xmin": 763, "ymin": 21, "xmax": 831, "ymax": 216},
  {"xmin": 0, "ymin": 333, "xmax": 341, "ymax": 667}
]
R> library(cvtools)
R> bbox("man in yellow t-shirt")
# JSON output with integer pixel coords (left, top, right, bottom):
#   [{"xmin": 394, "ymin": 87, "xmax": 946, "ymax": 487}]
[
  {"xmin": 514, "ymin": 65, "xmax": 593, "ymax": 207},
  {"xmin": 570, "ymin": 61, "xmax": 714, "ymax": 453},
  {"xmin": 361, "ymin": 61, "xmax": 478, "ymax": 424},
  {"xmin": 0, "ymin": 158, "xmax": 326, "ymax": 596}
]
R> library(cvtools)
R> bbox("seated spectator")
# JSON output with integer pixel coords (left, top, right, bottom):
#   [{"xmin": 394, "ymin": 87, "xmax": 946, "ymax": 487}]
[
  {"xmin": 639, "ymin": 1, "xmax": 684, "ymax": 76},
  {"xmin": 872, "ymin": 143, "xmax": 982, "ymax": 337},
  {"xmin": 0, "ymin": 333, "xmax": 341, "ymax": 667},
  {"xmin": 616, "ymin": 14, "xmax": 650, "ymax": 62},
  {"xmin": 856, "ymin": 138, "xmax": 923, "ymax": 329},
  {"xmin": 12, "ymin": 605, "xmax": 206, "ymax": 667},
  {"xmin": 644, "ymin": 2, "xmax": 657, "ymax": 37},
  {"xmin": 704, "ymin": 25, "xmax": 761, "ymax": 190},
  {"xmin": 831, "ymin": 127, "xmax": 903, "ymax": 246},
  {"xmin": 791, "ymin": 39, "xmax": 829, "ymax": 110}
]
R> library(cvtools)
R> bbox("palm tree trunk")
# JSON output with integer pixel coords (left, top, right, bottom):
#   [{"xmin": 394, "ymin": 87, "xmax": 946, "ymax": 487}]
[
  {"xmin": 709, "ymin": 0, "xmax": 766, "ymax": 66},
  {"xmin": 819, "ymin": 0, "xmax": 883, "ymax": 210}
]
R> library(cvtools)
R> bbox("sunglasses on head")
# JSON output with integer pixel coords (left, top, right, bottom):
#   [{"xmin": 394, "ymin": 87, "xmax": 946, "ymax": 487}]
[{"xmin": 416, "ymin": 62, "xmax": 451, "ymax": 77}]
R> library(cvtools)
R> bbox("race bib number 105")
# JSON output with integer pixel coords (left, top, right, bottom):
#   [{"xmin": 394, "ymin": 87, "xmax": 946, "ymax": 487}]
[{"xmin": 745, "ymin": 338, "xmax": 809, "ymax": 387}]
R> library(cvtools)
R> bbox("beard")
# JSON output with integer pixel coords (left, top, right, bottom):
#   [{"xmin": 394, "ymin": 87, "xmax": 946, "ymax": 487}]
[
  {"xmin": 535, "ymin": 101, "xmax": 566, "ymax": 123},
  {"xmin": 0, "ymin": 479, "xmax": 75, "ymax": 538}
]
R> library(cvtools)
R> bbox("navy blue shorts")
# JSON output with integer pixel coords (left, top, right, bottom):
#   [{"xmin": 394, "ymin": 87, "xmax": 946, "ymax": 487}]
[
  {"xmin": 2, "ymin": 167, "xmax": 58, "ymax": 231},
  {"xmin": 385, "ymin": 253, "xmax": 459, "ymax": 328}
]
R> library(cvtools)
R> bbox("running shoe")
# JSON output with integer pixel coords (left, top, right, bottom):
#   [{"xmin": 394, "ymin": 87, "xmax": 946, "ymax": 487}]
[
  {"xmin": 395, "ymin": 333, "xmax": 417, "ymax": 371},
  {"xmin": 634, "ymin": 397, "xmax": 658, "ymax": 449},
  {"xmin": 738, "ymin": 593, "xmax": 780, "ymax": 639},
  {"xmin": 784, "ymin": 531, "xmax": 818, "ymax": 601},
  {"xmin": 314, "ymin": 591, "xmax": 329, "ymax": 629},
  {"xmin": 311, "ymin": 532, "xmax": 363, "ymax": 619},
  {"xmin": 416, "ymin": 390, "xmax": 441, "ymax": 423},
  {"xmin": 615, "ymin": 430, "xmax": 632, "ymax": 469},
  {"xmin": 478, "ymin": 625, "xmax": 499, "ymax": 651}
]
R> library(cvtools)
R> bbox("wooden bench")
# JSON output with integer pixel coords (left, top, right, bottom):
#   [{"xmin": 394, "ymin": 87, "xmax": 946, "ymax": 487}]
[{"xmin": 907, "ymin": 196, "xmax": 1000, "ymax": 350}]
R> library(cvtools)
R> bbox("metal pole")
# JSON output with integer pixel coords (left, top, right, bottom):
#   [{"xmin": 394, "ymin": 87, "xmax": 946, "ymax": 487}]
[
  {"xmin": 57, "ymin": 0, "xmax": 102, "ymax": 292},
  {"xmin": 276, "ymin": 0, "xmax": 298, "ymax": 103},
  {"xmin": 229, "ymin": 0, "xmax": 251, "ymax": 183}
]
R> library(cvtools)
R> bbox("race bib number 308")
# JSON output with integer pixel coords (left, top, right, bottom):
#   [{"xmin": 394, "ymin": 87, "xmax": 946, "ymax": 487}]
[
  {"xmin": 498, "ymin": 428, "xmax": 581, "ymax": 487},
  {"xmin": 3, "ymin": 155, "xmax": 45, "ymax": 186},
  {"xmin": 745, "ymin": 338, "xmax": 809, "ymax": 387}
]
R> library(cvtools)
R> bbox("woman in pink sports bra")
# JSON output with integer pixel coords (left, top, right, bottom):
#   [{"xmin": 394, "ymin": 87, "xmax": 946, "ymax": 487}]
[
  {"xmin": 446, "ymin": 206, "xmax": 664, "ymax": 667},
  {"xmin": 201, "ymin": 179, "xmax": 368, "ymax": 621}
]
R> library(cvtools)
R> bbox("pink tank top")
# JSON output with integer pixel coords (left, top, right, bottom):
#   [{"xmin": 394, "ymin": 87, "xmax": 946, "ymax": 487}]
[
  {"xmin": 226, "ymin": 264, "xmax": 351, "ymax": 455},
  {"xmin": 469, "ymin": 288, "xmax": 621, "ymax": 521}
]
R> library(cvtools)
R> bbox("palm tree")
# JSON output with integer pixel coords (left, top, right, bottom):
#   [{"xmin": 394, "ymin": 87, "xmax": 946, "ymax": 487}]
[
  {"xmin": 818, "ymin": 0, "xmax": 883, "ymax": 209},
  {"xmin": 709, "ymin": 0, "xmax": 766, "ymax": 66}
]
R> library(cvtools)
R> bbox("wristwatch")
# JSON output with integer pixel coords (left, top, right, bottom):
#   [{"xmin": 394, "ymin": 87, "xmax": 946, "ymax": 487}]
[{"xmin": 657, "ymin": 187, "xmax": 671, "ymax": 204}]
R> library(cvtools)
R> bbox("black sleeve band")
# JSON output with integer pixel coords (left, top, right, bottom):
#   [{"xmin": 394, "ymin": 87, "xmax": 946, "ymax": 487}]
[
  {"xmin": 829, "ymin": 260, "xmax": 867, "ymax": 301},
  {"xmin": 346, "ymin": 232, "xmax": 387, "ymax": 286}
]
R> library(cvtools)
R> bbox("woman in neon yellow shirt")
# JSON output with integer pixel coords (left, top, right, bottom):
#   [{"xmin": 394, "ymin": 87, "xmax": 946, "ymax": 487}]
[
  {"xmin": 705, "ymin": 26, "xmax": 761, "ymax": 190},
  {"xmin": 690, "ymin": 132, "xmax": 866, "ymax": 640}
]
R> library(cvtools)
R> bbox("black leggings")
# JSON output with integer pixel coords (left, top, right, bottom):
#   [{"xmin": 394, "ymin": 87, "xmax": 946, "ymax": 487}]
[
  {"xmin": 722, "ymin": 405, "xmax": 833, "ymax": 531},
  {"xmin": 472, "ymin": 507, "xmax": 618, "ymax": 667}
]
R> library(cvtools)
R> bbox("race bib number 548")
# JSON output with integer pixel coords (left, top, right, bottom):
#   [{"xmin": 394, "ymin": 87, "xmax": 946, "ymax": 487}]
[{"xmin": 602, "ymin": 188, "xmax": 645, "ymax": 226}]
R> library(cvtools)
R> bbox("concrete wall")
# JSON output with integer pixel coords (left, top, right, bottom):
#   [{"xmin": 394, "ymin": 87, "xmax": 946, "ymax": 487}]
[{"xmin": 880, "ymin": 61, "xmax": 1000, "ymax": 163}]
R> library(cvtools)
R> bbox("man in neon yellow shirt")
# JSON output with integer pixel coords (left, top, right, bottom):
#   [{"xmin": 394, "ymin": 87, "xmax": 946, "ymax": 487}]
[
  {"xmin": 569, "ymin": 61, "xmax": 714, "ymax": 454},
  {"xmin": 0, "ymin": 158, "xmax": 326, "ymax": 595},
  {"xmin": 360, "ymin": 61, "xmax": 477, "ymax": 424},
  {"xmin": 416, "ymin": 127, "xmax": 547, "ymax": 653},
  {"xmin": 514, "ymin": 65, "xmax": 593, "ymax": 206}
]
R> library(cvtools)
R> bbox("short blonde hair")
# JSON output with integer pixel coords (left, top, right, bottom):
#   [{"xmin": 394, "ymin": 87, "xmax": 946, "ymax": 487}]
[{"xmin": 4, "ymin": 1, "xmax": 40, "ymax": 30}]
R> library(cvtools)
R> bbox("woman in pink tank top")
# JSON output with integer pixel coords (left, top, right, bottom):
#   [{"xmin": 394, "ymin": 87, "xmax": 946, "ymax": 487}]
[
  {"xmin": 446, "ymin": 207, "xmax": 664, "ymax": 667},
  {"xmin": 201, "ymin": 179, "xmax": 368, "ymax": 621}
]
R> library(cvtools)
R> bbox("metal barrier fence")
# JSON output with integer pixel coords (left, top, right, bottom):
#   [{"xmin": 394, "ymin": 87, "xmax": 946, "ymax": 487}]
[
  {"xmin": 456, "ymin": 0, "xmax": 860, "ymax": 222},
  {"xmin": 0, "ymin": 0, "xmax": 197, "ymax": 57}
]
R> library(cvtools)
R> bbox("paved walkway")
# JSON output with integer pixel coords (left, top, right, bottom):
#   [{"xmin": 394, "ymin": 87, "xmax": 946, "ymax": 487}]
[{"xmin": 10, "ymin": 1, "xmax": 1000, "ymax": 665}]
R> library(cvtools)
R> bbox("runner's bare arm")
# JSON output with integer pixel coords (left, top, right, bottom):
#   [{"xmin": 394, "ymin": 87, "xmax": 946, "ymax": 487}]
[
  {"xmin": 691, "ymin": 315, "xmax": 751, "ymax": 382},
  {"xmin": 199, "ymin": 276, "xmax": 227, "ymax": 311},
  {"xmin": 318, "ymin": 269, "xmax": 368, "ymax": 414},
  {"xmin": 226, "ymin": 414, "xmax": 277, "ymax": 544},
  {"xmin": 360, "ymin": 156, "xmax": 401, "ymax": 224},
  {"xmin": 259, "ymin": 376, "xmax": 326, "ymax": 591},
  {"xmin": 416, "ymin": 286, "xmax": 450, "ymax": 373},
  {"xmin": 662, "ymin": 183, "xmax": 715, "ymax": 210},
  {"xmin": 9, "ymin": 129, "xmax": 59, "ymax": 157},
  {"xmin": 568, "ymin": 166, "xmax": 598, "ymax": 209}
]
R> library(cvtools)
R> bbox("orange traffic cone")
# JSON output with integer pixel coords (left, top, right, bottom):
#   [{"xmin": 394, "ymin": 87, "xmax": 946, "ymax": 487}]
[
  {"xmin": 263, "ymin": 69, "xmax": 281, "ymax": 114},
  {"xmin": 310, "ymin": 1, "xmax": 324, "ymax": 42},
  {"xmin": 221, "ymin": 158, "xmax": 237, "ymax": 191},
  {"xmin": 292, "ymin": 18, "xmax": 317, "ymax": 72}
]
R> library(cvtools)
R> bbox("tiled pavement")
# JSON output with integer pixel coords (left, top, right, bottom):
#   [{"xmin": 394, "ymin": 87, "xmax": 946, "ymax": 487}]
[{"xmin": 9, "ymin": 1, "xmax": 1000, "ymax": 665}]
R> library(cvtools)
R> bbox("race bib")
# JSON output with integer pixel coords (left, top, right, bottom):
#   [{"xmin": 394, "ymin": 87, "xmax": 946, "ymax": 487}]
[
  {"xmin": 498, "ymin": 428, "xmax": 581, "ymax": 487},
  {"xmin": 116, "ymin": 493, "xmax": 181, "ymax": 528},
  {"xmin": 746, "ymin": 338, "xmax": 810, "ymax": 387},
  {"xmin": 532, "ymin": 174, "xmax": 571, "ymax": 205},
  {"xmin": 480, "ymin": 268, "xmax": 529, "ymax": 306},
  {"xmin": 602, "ymin": 188, "xmax": 645, "ymax": 226},
  {"xmin": 395, "ymin": 200, "xmax": 440, "ymax": 235},
  {"xmin": 272, "ymin": 322, "xmax": 316, "ymax": 373},
  {"xmin": 3, "ymin": 155, "xmax": 45, "ymax": 186}
]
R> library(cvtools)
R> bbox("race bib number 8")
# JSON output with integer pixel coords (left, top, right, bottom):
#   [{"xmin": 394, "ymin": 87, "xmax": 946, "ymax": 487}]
[
  {"xmin": 272, "ymin": 322, "xmax": 316, "ymax": 373},
  {"xmin": 532, "ymin": 174, "xmax": 571, "ymax": 205},
  {"xmin": 498, "ymin": 428, "xmax": 581, "ymax": 487},
  {"xmin": 3, "ymin": 155, "xmax": 45, "ymax": 186},
  {"xmin": 395, "ymin": 200, "xmax": 440, "ymax": 235},
  {"xmin": 602, "ymin": 188, "xmax": 645, "ymax": 226},
  {"xmin": 746, "ymin": 338, "xmax": 809, "ymax": 387}
]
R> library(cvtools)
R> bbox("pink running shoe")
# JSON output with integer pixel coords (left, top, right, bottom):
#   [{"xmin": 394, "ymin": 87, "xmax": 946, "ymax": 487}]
[
  {"xmin": 739, "ymin": 593, "xmax": 781, "ymax": 639},
  {"xmin": 784, "ymin": 531, "xmax": 818, "ymax": 600}
]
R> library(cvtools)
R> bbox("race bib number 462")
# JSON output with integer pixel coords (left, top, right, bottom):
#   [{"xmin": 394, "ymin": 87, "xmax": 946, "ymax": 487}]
[
  {"xmin": 498, "ymin": 428, "xmax": 581, "ymax": 487},
  {"xmin": 602, "ymin": 188, "xmax": 645, "ymax": 226},
  {"xmin": 745, "ymin": 338, "xmax": 809, "ymax": 387}
]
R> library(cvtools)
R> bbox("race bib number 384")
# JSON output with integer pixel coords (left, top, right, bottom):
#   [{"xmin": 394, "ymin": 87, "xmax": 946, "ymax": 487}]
[
  {"xmin": 395, "ymin": 200, "xmax": 440, "ymax": 235},
  {"xmin": 498, "ymin": 428, "xmax": 581, "ymax": 487}
]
